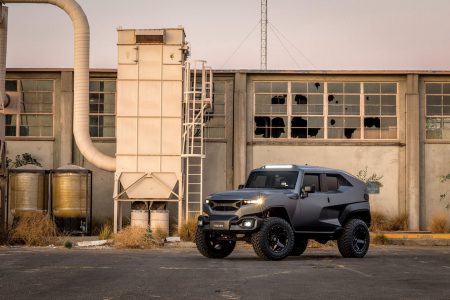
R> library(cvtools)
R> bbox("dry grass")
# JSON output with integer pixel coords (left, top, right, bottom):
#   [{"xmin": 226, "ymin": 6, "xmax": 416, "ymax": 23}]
[
  {"xmin": 308, "ymin": 240, "xmax": 336, "ymax": 248},
  {"xmin": 152, "ymin": 227, "xmax": 169, "ymax": 241},
  {"xmin": 178, "ymin": 218, "xmax": 198, "ymax": 242},
  {"xmin": 430, "ymin": 214, "xmax": 450, "ymax": 233},
  {"xmin": 10, "ymin": 212, "xmax": 57, "ymax": 246},
  {"xmin": 370, "ymin": 210, "xmax": 389, "ymax": 232},
  {"xmin": 113, "ymin": 226, "xmax": 161, "ymax": 249},
  {"xmin": 98, "ymin": 224, "xmax": 113, "ymax": 240},
  {"xmin": 387, "ymin": 213, "xmax": 408, "ymax": 231},
  {"xmin": 370, "ymin": 211, "xmax": 408, "ymax": 232},
  {"xmin": 372, "ymin": 234, "xmax": 389, "ymax": 245}
]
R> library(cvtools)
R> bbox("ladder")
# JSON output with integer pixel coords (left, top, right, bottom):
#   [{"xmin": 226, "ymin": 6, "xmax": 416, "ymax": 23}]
[{"xmin": 182, "ymin": 61, "xmax": 212, "ymax": 222}]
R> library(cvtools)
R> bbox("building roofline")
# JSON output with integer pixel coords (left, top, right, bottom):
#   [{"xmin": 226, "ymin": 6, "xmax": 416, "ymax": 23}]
[
  {"xmin": 6, "ymin": 68, "xmax": 117, "ymax": 73},
  {"xmin": 6, "ymin": 68, "xmax": 450, "ymax": 76},
  {"xmin": 213, "ymin": 69, "xmax": 450, "ymax": 75}
]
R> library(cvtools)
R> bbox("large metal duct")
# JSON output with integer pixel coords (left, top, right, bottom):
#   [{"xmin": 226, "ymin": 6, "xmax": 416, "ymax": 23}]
[{"xmin": 3, "ymin": 0, "xmax": 116, "ymax": 171}]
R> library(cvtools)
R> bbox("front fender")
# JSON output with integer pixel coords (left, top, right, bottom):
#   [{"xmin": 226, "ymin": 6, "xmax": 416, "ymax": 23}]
[{"xmin": 339, "ymin": 202, "xmax": 371, "ymax": 226}]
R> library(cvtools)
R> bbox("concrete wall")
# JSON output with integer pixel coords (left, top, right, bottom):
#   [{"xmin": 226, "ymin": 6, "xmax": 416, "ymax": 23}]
[
  {"xmin": 6, "ymin": 141, "xmax": 54, "ymax": 168},
  {"xmin": 424, "ymin": 144, "xmax": 450, "ymax": 229},
  {"xmin": 203, "ymin": 142, "xmax": 227, "ymax": 197},
  {"xmin": 250, "ymin": 145, "xmax": 401, "ymax": 215}
]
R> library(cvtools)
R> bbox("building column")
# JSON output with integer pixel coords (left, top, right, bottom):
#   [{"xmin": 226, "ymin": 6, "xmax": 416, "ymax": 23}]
[
  {"xmin": 233, "ymin": 72, "xmax": 247, "ymax": 188},
  {"xmin": 58, "ymin": 71, "xmax": 74, "ymax": 167},
  {"xmin": 405, "ymin": 74, "xmax": 420, "ymax": 230}
]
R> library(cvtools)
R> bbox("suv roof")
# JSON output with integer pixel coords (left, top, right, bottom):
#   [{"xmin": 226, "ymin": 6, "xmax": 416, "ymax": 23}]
[{"xmin": 255, "ymin": 164, "xmax": 338, "ymax": 173}]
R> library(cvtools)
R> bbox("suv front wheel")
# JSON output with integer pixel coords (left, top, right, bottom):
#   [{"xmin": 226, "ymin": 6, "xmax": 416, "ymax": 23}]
[
  {"xmin": 195, "ymin": 228, "xmax": 236, "ymax": 259},
  {"xmin": 251, "ymin": 217, "xmax": 295, "ymax": 261},
  {"xmin": 337, "ymin": 218, "xmax": 370, "ymax": 258}
]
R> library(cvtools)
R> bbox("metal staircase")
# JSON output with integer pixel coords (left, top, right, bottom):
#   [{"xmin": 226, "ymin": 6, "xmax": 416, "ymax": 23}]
[{"xmin": 182, "ymin": 61, "xmax": 212, "ymax": 222}]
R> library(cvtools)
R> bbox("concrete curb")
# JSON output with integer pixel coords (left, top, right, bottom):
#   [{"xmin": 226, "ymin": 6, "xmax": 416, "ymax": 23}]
[
  {"xmin": 380, "ymin": 233, "xmax": 450, "ymax": 239},
  {"xmin": 371, "ymin": 232, "xmax": 450, "ymax": 246},
  {"xmin": 76, "ymin": 240, "xmax": 110, "ymax": 247}
]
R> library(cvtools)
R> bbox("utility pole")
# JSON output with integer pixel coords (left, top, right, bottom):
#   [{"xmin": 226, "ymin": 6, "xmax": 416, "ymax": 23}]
[{"xmin": 260, "ymin": 0, "xmax": 267, "ymax": 70}]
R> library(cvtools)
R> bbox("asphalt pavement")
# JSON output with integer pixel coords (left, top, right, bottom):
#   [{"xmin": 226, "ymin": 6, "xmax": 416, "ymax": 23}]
[{"xmin": 0, "ymin": 245, "xmax": 449, "ymax": 299}]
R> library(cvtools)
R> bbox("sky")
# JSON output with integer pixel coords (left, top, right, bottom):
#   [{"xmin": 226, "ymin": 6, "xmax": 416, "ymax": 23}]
[{"xmin": 4, "ymin": 0, "xmax": 450, "ymax": 70}]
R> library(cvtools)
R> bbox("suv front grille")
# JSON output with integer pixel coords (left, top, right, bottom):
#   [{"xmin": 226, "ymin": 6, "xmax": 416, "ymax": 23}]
[{"xmin": 210, "ymin": 200, "xmax": 242, "ymax": 212}]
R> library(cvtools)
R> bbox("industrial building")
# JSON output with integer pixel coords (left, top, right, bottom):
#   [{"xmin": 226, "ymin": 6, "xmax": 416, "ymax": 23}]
[{"xmin": 3, "ymin": 66, "xmax": 450, "ymax": 231}]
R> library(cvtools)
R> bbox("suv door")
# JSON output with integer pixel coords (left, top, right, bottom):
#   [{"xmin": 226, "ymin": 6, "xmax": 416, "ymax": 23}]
[{"xmin": 293, "ymin": 173, "xmax": 334, "ymax": 231}]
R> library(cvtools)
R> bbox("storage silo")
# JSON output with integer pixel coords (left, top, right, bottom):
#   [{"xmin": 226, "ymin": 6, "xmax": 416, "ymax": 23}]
[
  {"xmin": 113, "ymin": 28, "xmax": 188, "ymax": 232},
  {"xmin": 52, "ymin": 165, "xmax": 92, "ymax": 234},
  {"xmin": 8, "ymin": 164, "xmax": 49, "ymax": 217}
]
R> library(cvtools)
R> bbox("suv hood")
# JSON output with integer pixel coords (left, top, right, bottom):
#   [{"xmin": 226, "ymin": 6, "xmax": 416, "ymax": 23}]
[{"xmin": 207, "ymin": 189, "xmax": 293, "ymax": 201}]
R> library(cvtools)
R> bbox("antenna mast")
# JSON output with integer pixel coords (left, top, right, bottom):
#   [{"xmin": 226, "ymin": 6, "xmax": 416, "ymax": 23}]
[{"xmin": 260, "ymin": 0, "xmax": 267, "ymax": 70}]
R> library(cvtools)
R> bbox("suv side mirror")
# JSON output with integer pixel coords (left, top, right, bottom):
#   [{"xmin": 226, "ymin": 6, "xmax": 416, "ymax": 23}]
[
  {"xmin": 303, "ymin": 185, "xmax": 315, "ymax": 193},
  {"xmin": 238, "ymin": 184, "xmax": 244, "ymax": 190}
]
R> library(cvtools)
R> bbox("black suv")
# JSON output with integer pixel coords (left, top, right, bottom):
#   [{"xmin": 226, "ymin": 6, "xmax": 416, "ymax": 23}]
[{"xmin": 196, "ymin": 165, "xmax": 371, "ymax": 261}]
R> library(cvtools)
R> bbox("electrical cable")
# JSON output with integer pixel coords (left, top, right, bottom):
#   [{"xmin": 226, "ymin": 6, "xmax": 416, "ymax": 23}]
[
  {"xmin": 268, "ymin": 21, "xmax": 317, "ymax": 69},
  {"xmin": 268, "ymin": 23, "xmax": 302, "ymax": 69},
  {"xmin": 220, "ymin": 20, "xmax": 261, "ymax": 69}
]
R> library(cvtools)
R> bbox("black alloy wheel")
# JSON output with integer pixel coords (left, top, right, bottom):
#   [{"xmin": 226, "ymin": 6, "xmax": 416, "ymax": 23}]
[
  {"xmin": 337, "ymin": 218, "xmax": 370, "ymax": 258},
  {"xmin": 251, "ymin": 217, "xmax": 295, "ymax": 261}
]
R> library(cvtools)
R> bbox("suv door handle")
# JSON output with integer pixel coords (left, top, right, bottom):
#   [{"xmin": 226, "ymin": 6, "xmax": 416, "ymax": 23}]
[{"xmin": 327, "ymin": 197, "xmax": 330, "ymax": 203}]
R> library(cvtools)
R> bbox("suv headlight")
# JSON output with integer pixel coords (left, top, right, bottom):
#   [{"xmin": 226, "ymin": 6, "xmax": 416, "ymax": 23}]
[{"xmin": 243, "ymin": 197, "xmax": 264, "ymax": 205}]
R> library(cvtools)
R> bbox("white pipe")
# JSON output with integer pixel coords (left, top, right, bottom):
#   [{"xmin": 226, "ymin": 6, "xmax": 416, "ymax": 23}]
[{"xmin": 3, "ymin": 0, "xmax": 116, "ymax": 171}]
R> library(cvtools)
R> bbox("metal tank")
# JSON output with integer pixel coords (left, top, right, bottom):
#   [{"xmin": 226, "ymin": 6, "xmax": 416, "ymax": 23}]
[
  {"xmin": 8, "ymin": 164, "xmax": 49, "ymax": 217},
  {"xmin": 52, "ymin": 165, "xmax": 91, "ymax": 219}
]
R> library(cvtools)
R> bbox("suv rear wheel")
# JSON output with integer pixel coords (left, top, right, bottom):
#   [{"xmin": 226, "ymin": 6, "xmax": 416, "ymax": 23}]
[
  {"xmin": 251, "ymin": 217, "xmax": 295, "ymax": 261},
  {"xmin": 337, "ymin": 218, "xmax": 370, "ymax": 258},
  {"xmin": 195, "ymin": 228, "xmax": 236, "ymax": 259}
]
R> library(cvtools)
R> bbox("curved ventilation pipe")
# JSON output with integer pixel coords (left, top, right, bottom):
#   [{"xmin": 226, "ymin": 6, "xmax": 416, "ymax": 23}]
[{"xmin": 4, "ymin": 0, "xmax": 116, "ymax": 171}]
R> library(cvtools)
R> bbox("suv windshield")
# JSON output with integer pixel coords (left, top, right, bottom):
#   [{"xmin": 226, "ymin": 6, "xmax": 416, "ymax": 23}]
[{"xmin": 245, "ymin": 171, "xmax": 299, "ymax": 189}]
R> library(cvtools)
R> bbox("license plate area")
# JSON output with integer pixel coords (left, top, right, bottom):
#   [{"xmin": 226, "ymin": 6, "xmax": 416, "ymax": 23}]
[{"xmin": 211, "ymin": 221, "xmax": 229, "ymax": 230}]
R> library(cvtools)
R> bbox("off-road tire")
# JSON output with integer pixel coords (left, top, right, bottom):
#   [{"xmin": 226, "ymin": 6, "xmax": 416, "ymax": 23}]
[
  {"xmin": 251, "ymin": 217, "xmax": 295, "ymax": 261},
  {"xmin": 290, "ymin": 237, "xmax": 308, "ymax": 256},
  {"xmin": 195, "ymin": 228, "xmax": 236, "ymax": 259},
  {"xmin": 337, "ymin": 218, "xmax": 370, "ymax": 258}
]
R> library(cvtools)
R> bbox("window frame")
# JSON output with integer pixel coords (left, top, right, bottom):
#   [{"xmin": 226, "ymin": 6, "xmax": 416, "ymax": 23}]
[
  {"xmin": 424, "ymin": 82, "xmax": 450, "ymax": 140},
  {"xmin": 204, "ymin": 80, "xmax": 228, "ymax": 140},
  {"xmin": 5, "ymin": 79, "xmax": 55, "ymax": 138},
  {"xmin": 301, "ymin": 173, "xmax": 322, "ymax": 192},
  {"xmin": 253, "ymin": 81, "xmax": 399, "ymax": 140},
  {"xmin": 254, "ymin": 81, "xmax": 289, "ymax": 139},
  {"xmin": 89, "ymin": 79, "xmax": 116, "ymax": 139}
]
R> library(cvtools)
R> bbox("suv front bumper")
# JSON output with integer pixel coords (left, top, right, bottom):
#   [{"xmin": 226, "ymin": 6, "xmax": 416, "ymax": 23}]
[{"xmin": 197, "ymin": 215, "xmax": 262, "ymax": 233}]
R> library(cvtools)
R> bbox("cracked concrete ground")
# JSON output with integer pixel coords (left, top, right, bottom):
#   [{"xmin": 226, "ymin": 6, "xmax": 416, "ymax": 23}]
[{"xmin": 0, "ymin": 245, "xmax": 449, "ymax": 299}]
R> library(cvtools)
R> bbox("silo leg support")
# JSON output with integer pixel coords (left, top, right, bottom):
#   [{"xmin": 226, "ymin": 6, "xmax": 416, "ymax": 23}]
[{"xmin": 113, "ymin": 200, "xmax": 118, "ymax": 233}]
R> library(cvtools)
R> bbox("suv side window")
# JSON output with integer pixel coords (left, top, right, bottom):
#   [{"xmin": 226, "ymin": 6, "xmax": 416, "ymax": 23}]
[
  {"xmin": 303, "ymin": 173, "xmax": 321, "ymax": 192},
  {"xmin": 326, "ymin": 174, "xmax": 352, "ymax": 192}
]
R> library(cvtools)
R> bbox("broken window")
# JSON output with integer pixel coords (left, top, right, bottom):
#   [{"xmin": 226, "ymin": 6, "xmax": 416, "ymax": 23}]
[
  {"xmin": 291, "ymin": 116, "xmax": 324, "ymax": 138},
  {"xmin": 425, "ymin": 83, "xmax": 450, "ymax": 139},
  {"xmin": 255, "ymin": 82, "xmax": 288, "ymax": 115},
  {"xmin": 290, "ymin": 82, "xmax": 324, "ymax": 139},
  {"xmin": 328, "ymin": 117, "xmax": 360, "ymax": 139},
  {"xmin": 254, "ymin": 82, "xmax": 288, "ymax": 139},
  {"xmin": 327, "ymin": 82, "xmax": 361, "ymax": 139},
  {"xmin": 363, "ymin": 83, "xmax": 397, "ymax": 139},
  {"xmin": 254, "ymin": 116, "xmax": 287, "ymax": 138},
  {"xmin": 253, "ymin": 80, "xmax": 398, "ymax": 140},
  {"xmin": 204, "ymin": 81, "xmax": 229, "ymax": 139}
]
